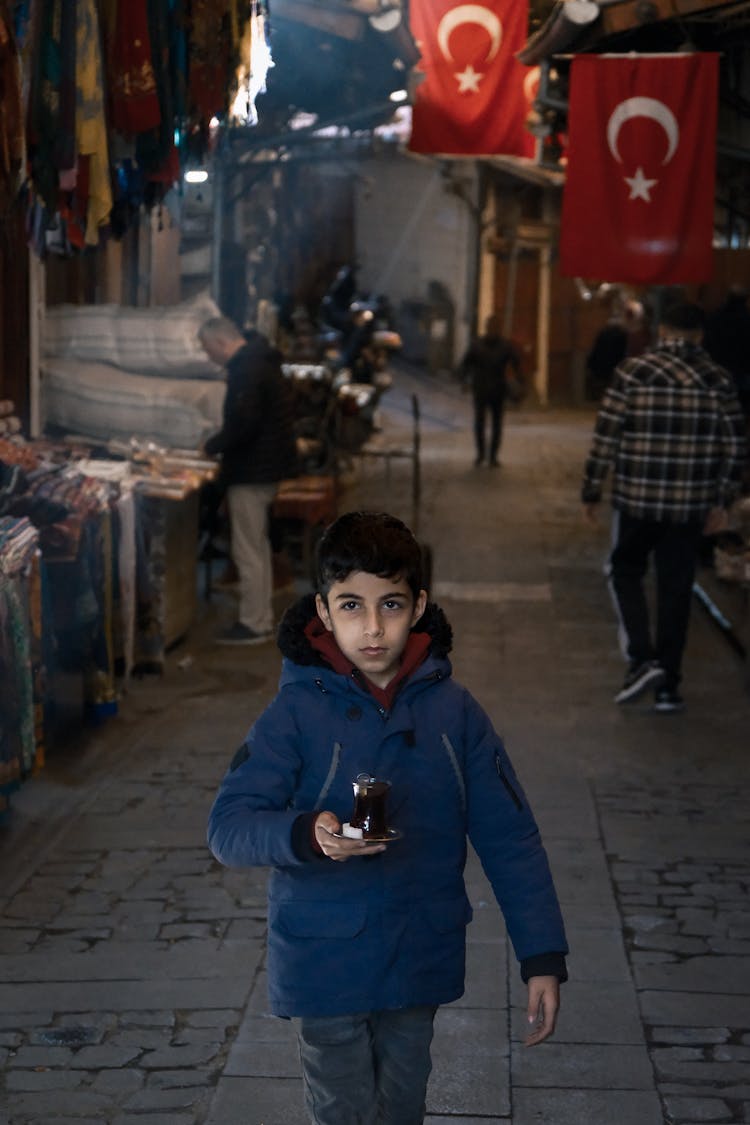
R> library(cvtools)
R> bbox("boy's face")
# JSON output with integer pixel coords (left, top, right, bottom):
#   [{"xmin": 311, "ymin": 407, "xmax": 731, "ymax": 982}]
[{"xmin": 315, "ymin": 571, "xmax": 427, "ymax": 689}]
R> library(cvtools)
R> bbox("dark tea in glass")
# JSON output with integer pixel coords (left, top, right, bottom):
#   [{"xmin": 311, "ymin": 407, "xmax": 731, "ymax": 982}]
[{"xmin": 350, "ymin": 774, "xmax": 391, "ymax": 837}]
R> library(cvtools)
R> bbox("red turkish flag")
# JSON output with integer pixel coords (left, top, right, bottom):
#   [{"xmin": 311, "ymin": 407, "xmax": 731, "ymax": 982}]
[
  {"xmin": 408, "ymin": 0, "xmax": 534, "ymax": 156},
  {"xmin": 559, "ymin": 54, "xmax": 718, "ymax": 284}
]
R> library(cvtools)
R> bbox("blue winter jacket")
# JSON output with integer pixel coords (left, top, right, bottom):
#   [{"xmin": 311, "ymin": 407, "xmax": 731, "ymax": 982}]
[{"xmin": 207, "ymin": 596, "xmax": 568, "ymax": 1018}]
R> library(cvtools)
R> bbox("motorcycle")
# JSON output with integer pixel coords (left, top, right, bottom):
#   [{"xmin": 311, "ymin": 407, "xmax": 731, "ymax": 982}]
[{"xmin": 282, "ymin": 359, "xmax": 390, "ymax": 474}]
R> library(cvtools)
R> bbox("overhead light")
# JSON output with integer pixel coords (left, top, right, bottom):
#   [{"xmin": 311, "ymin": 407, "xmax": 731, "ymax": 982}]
[
  {"xmin": 389, "ymin": 89, "xmax": 409, "ymax": 103},
  {"xmin": 185, "ymin": 170, "xmax": 209, "ymax": 184}
]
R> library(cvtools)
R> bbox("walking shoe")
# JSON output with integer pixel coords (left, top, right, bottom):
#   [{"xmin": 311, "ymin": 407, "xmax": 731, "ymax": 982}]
[
  {"xmin": 614, "ymin": 660, "xmax": 665, "ymax": 703},
  {"xmin": 215, "ymin": 623, "xmax": 273, "ymax": 646},
  {"xmin": 654, "ymin": 688, "xmax": 685, "ymax": 713}
]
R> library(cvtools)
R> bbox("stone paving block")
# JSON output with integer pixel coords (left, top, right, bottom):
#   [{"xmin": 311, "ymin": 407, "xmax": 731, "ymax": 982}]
[
  {"xmin": 140, "ymin": 1041, "xmax": 223, "ymax": 1069},
  {"xmin": 556, "ymin": 899, "xmax": 622, "ymax": 928},
  {"xmin": 562, "ymin": 925, "xmax": 632, "ymax": 982},
  {"xmin": 511, "ymin": 1042, "xmax": 655, "ymax": 1089},
  {"xmin": 148, "ymin": 1069, "xmax": 216, "ymax": 1089},
  {"xmin": 124, "ymin": 1086, "xmax": 210, "ymax": 1111},
  {"xmin": 0, "ymin": 977, "xmax": 251, "ymax": 1011},
  {"xmin": 205, "ymin": 1075, "xmax": 306, "ymax": 1124},
  {"xmin": 640, "ymin": 990, "xmax": 750, "ymax": 1027},
  {"xmin": 432, "ymin": 1005, "xmax": 507, "ymax": 1053},
  {"xmin": 663, "ymin": 1095, "xmax": 732, "ymax": 1121},
  {"xmin": 512, "ymin": 1087, "xmax": 664, "ymax": 1125},
  {"xmin": 111, "ymin": 1115, "xmax": 195, "ymax": 1125},
  {"xmin": 634, "ymin": 955, "xmax": 750, "ymax": 993},
  {"xmin": 7, "ymin": 1044, "xmax": 73, "ymax": 1067},
  {"xmin": 224, "ymin": 1037, "xmax": 301, "ymax": 1077},
  {"xmin": 0, "ymin": 943, "xmax": 259, "ymax": 982},
  {"xmin": 233, "ymin": 1013, "xmax": 299, "ymax": 1045},
  {"xmin": 424, "ymin": 1118, "xmax": 506, "ymax": 1123},
  {"xmin": 6, "ymin": 1069, "xmax": 84, "ymax": 1091},
  {"xmin": 5, "ymin": 1091, "xmax": 115, "ymax": 1117},
  {"xmin": 92, "ymin": 1069, "xmax": 145, "ymax": 1094},
  {"xmin": 68, "ymin": 1045, "xmax": 143, "ymax": 1068},
  {"xmin": 426, "ymin": 1047, "xmax": 510, "ymax": 1117}
]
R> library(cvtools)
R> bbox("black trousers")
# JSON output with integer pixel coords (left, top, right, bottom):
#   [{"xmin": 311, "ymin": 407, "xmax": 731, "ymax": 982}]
[
  {"xmin": 608, "ymin": 511, "xmax": 704, "ymax": 690},
  {"xmin": 473, "ymin": 394, "xmax": 505, "ymax": 463}
]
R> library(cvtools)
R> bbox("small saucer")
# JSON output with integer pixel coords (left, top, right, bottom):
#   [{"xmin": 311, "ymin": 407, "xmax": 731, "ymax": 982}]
[{"xmin": 332, "ymin": 827, "xmax": 402, "ymax": 843}]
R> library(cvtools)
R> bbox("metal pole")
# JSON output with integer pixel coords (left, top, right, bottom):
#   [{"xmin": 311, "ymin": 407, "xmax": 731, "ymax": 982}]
[
  {"xmin": 212, "ymin": 158, "xmax": 225, "ymax": 307},
  {"xmin": 28, "ymin": 251, "xmax": 45, "ymax": 438}
]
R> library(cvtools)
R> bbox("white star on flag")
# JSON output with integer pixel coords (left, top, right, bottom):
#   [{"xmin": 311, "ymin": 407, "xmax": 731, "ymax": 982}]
[
  {"xmin": 624, "ymin": 166, "xmax": 658, "ymax": 202},
  {"xmin": 455, "ymin": 65, "xmax": 483, "ymax": 93}
]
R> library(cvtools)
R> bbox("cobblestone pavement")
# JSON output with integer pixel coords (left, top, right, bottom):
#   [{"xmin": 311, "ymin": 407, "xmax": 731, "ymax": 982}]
[{"xmin": 0, "ymin": 366, "xmax": 748, "ymax": 1124}]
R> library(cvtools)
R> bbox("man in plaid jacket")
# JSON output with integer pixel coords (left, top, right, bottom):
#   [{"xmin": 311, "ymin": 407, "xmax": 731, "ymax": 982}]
[{"xmin": 581, "ymin": 301, "xmax": 747, "ymax": 712}]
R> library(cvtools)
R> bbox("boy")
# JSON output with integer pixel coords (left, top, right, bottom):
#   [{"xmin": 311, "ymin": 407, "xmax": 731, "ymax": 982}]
[{"xmin": 207, "ymin": 511, "xmax": 568, "ymax": 1125}]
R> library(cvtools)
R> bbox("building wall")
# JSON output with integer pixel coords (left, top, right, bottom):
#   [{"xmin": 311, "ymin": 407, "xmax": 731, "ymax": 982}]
[{"xmin": 354, "ymin": 152, "xmax": 477, "ymax": 369}]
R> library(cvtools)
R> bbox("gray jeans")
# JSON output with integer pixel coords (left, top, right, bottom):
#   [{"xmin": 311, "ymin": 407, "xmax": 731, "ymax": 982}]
[{"xmin": 294, "ymin": 1006, "xmax": 437, "ymax": 1125}]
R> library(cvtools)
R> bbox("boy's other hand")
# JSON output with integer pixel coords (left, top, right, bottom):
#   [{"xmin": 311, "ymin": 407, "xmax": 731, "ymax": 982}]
[
  {"xmin": 314, "ymin": 812, "xmax": 388, "ymax": 861},
  {"xmin": 524, "ymin": 975, "xmax": 560, "ymax": 1047}
]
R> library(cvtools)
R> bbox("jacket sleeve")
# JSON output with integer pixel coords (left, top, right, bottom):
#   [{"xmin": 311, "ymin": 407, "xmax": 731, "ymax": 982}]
[
  {"xmin": 581, "ymin": 365, "xmax": 629, "ymax": 503},
  {"xmin": 461, "ymin": 693, "xmax": 568, "ymax": 972},
  {"xmin": 206, "ymin": 691, "xmax": 313, "ymax": 869}
]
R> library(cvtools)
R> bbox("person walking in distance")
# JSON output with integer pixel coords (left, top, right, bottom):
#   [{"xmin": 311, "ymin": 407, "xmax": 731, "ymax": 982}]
[
  {"xmin": 199, "ymin": 316, "xmax": 297, "ymax": 645},
  {"xmin": 582, "ymin": 302, "xmax": 747, "ymax": 712},
  {"xmin": 459, "ymin": 315, "xmax": 522, "ymax": 467}
]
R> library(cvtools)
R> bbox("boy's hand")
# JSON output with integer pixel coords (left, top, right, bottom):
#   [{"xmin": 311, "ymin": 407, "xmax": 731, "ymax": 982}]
[
  {"xmin": 313, "ymin": 811, "xmax": 388, "ymax": 861},
  {"xmin": 523, "ymin": 975, "xmax": 560, "ymax": 1047}
]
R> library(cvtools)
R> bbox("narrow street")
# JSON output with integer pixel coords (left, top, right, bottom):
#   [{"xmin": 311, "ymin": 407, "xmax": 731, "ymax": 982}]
[{"xmin": 1, "ymin": 367, "xmax": 748, "ymax": 1125}]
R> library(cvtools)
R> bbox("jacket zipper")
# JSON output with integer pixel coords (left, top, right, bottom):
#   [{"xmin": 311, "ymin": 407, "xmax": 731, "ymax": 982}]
[
  {"xmin": 495, "ymin": 754, "xmax": 523, "ymax": 811},
  {"xmin": 314, "ymin": 741, "xmax": 342, "ymax": 809},
  {"xmin": 441, "ymin": 734, "xmax": 466, "ymax": 814}
]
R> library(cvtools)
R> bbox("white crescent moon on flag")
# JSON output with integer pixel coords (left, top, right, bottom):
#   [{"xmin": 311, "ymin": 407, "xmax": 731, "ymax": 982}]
[
  {"xmin": 607, "ymin": 97, "xmax": 680, "ymax": 164},
  {"xmin": 436, "ymin": 4, "xmax": 502, "ymax": 63},
  {"xmin": 523, "ymin": 66, "xmax": 540, "ymax": 103}
]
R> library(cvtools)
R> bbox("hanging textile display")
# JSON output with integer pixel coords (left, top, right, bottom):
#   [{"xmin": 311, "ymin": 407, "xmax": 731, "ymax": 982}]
[
  {"xmin": 188, "ymin": 0, "xmax": 233, "ymax": 122},
  {"xmin": 109, "ymin": 0, "xmax": 161, "ymax": 135},
  {"xmin": 75, "ymin": 0, "xmax": 112, "ymax": 244},
  {"xmin": 0, "ymin": 0, "xmax": 24, "ymax": 217},
  {"xmin": 0, "ymin": 516, "xmax": 41, "ymax": 818}
]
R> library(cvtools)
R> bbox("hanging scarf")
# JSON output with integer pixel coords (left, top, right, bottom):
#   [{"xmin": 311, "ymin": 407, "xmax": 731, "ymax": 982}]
[
  {"xmin": 0, "ymin": 0, "xmax": 23, "ymax": 215},
  {"xmin": 76, "ymin": 0, "xmax": 112, "ymax": 243},
  {"xmin": 110, "ymin": 0, "xmax": 161, "ymax": 135}
]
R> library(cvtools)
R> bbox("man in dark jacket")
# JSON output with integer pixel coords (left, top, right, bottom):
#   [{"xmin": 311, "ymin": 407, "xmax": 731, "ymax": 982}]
[
  {"xmin": 459, "ymin": 315, "xmax": 522, "ymax": 467},
  {"xmin": 200, "ymin": 317, "xmax": 297, "ymax": 645},
  {"xmin": 582, "ymin": 302, "xmax": 747, "ymax": 712}
]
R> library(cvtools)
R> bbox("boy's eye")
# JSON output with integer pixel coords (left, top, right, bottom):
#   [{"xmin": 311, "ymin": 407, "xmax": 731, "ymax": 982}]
[
  {"xmin": 383, "ymin": 599, "xmax": 405, "ymax": 611},
  {"xmin": 341, "ymin": 600, "xmax": 361, "ymax": 611}
]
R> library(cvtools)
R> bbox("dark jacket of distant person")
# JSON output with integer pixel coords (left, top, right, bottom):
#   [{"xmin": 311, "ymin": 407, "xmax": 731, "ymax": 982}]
[{"xmin": 204, "ymin": 330, "xmax": 297, "ymax": 487}]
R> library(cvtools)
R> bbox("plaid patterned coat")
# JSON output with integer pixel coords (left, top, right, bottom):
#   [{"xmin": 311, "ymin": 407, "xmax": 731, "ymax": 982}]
[{"xmin": 582, "ymin": 340, "xmax": 747, "ymax": 522}]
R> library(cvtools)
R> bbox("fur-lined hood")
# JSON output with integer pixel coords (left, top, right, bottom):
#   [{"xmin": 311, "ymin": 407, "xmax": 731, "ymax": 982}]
[{"xmin": 276, "ymin": 592, "xmax": 453, "ymax": 668}]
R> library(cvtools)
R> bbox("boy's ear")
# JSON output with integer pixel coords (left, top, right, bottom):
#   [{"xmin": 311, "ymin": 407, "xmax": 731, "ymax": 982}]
[
  {"xmin": 315, "ymin": 593, "xmax": 333, "ymax": 632},
  {"xmin": 411, "ymin": 589, "xmax": 428, "ymax": 626}
]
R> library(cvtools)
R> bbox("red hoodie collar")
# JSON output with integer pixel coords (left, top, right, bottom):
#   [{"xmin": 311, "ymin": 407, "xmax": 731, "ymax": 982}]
[{"xmin": 304, "ymin": 615, "xmax": 431, "ymax": 709}]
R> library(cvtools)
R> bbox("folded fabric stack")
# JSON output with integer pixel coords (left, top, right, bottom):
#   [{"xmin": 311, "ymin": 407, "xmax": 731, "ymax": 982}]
[
  {"xmin": 41, "ymin": 293, "xmax": 227, "ymax": 449},
  {"xmin": 0, "ymin": 516, "xmax": 42, "ymax": 816}
]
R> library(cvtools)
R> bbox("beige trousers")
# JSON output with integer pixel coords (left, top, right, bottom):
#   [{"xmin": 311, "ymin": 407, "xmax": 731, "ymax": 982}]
[{"xmin": 227, "ymin": 482, "xmax": 277, "ymax": 633}]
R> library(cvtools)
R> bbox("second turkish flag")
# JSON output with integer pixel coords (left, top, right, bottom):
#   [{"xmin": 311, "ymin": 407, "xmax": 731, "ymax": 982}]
[
  {"xmin": 560, "ymin": 54, "xmax": 718, "ymax": 284},
  {"xmin": 408, "ymin": 0, "xmax": 534, "ymax": 156}
]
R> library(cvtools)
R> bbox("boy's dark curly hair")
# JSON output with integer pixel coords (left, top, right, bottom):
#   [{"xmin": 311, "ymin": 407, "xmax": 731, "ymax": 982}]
[{"xmin": 315, "ymin": 511, "xmax": 423, "ymax": 599}]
